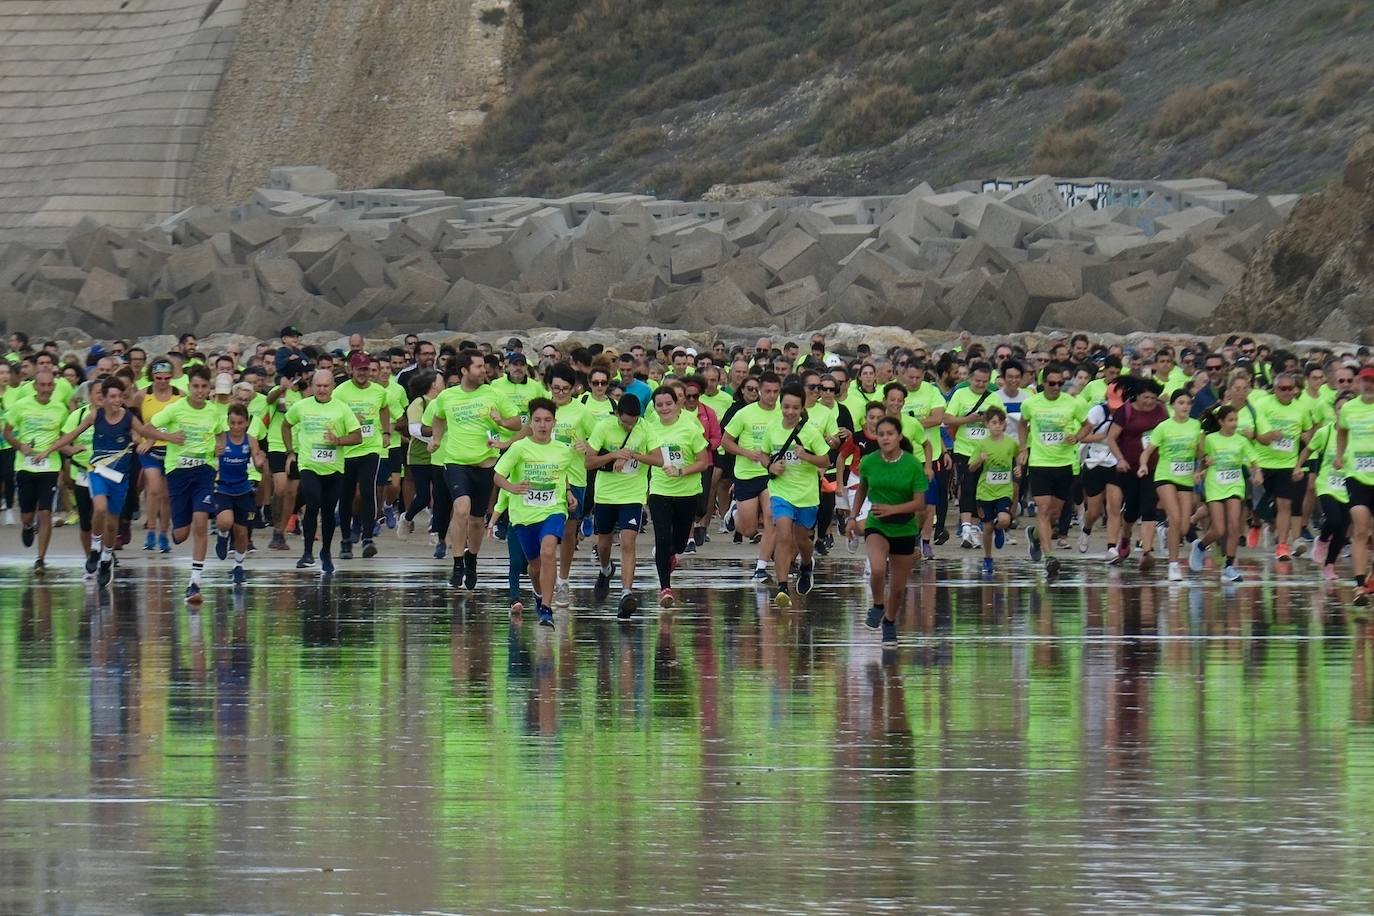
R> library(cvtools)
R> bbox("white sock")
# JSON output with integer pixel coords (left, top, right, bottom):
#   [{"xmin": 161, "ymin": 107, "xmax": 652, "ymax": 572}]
[
  {"xmin": 233, "ymin": 551, "xmax": 245, "ymax": 567},
  {"xmin": 190, "ymin": 562, "xmax": 204, "ymax": 586},
  {"xmin": 100, "ymin": 547, "xmax": 112, "ymax": 561},
  {"xmin": 91, "ymin": 534, "xmax": 102, "ymax": 553},
  {"xmin": 755, "ymin": 559, "xmax": 767, "ymax": 570}
]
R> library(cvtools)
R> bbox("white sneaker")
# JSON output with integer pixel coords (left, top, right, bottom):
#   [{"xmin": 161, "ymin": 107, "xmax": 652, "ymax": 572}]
[
  {"xmin": 1168, "ymin": 562, "xmax": 1183, "ymax": 581},
  {"xmin": 969, "ymin": 526, "xmax": 983, "ymax": 549},
  {"xmin": 554, "ymin": 580, "xmax": 571, "ymax": 608},
  {"xmin": 1103, "ymin": 547, "xmax": 1118, "ymax": 564},
  {"xmin": 1077, "ymin": 531, "xmax": 1088, "ymax": 553},
  {"xmin": 959, "ymin": 523, "xmax": 973, "ymax": 549},
  {"xmin": 398, "ymin": 516, "xmax": 414, "ymax": 541},
  {"xmin": 2, "ymin": 508, "xmax": 14, "ymax": 526}
]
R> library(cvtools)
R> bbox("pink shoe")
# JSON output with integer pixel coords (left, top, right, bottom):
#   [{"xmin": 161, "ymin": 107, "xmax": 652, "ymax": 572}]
[
  {"xmin": 1322, "ymin": 565, "xmax": 1338, "ymax": 581},
  {"xmin": 1311, "ymin": 536, "xmax": 1330, "ymax": 567}
]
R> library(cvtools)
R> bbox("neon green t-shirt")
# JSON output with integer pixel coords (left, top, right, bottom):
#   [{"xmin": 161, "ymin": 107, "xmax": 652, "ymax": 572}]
[
  {"xmin": 1151, "ymin": 416, "xmax": 1202, "ymax": 486},
  {"xmin": 724, "ymin": 402, "xmax": 779, "ymax": 481},
  {"xmin": 422, "ymin": 386, "xmax": 514, "ymax": 466},
  {"xmin": 763, "ymin": 419, "xmax": 828, "ymax": 509},
  {"xmin": 1308, "ymin": 424, "xmax": 1346, "ymax": 503},
  {"xmin": 1254, "ymin": 396, "xmax": 1308, "ymax": 470},
  {"xmin": 1338, "ymin": 398, "xmax": 1374, "ymax": 486},
  {"xmin": 644, "ymin": 414, "xmax": 708, "ymax": 498},
  {"xmin": 494, "ymin": 437, "xmax": 577, "ymax": 526},
  {"xmin": 489, "ymin": 376, "xmax": 548, "ymax": 438},
  {"xmin": 265, "ymin": 387, "xmax": 301, "ymax": 452},
  {"xmin": 972, "ymin": 435, "xmax": 1018, "ymax": 502},
  {"xmin": 62, "ymin": 404, "xmax": 94, "ymax": 472},
  {"xmin": 946, "ymin": 387, "xmax": 1004, "ymax": 457},
  {"xmin": 7, "ymin": 397, "xmax": 68, "ymax": 473},
  {"xmin": 159, "ymin": 399, "xmax": 227, "ymax": 471},
  {"xmin": 587, "ymin": 420, "xmax": 650, "ymax": 506},
  {"xmin": 550, "ymin": 398, "xmax": 598, "ymax": 488},
  {"xmin": 1019, "ymin": 392, "xmax": 1087, "ymax": 467},
  {"xmin": 334, "ymin": 380, "xmax": 389, "ymax": 459},
  {"xmin": 285, "ymin": 396, "xmax": 361, "ymax": 476},
  {"xmin": 903, "ymin": 384, "xmax": 946, "ymax": 458},
  {"xmin": 1203, "ymin": 432, "xmax": 1254, "ymax": 502}
]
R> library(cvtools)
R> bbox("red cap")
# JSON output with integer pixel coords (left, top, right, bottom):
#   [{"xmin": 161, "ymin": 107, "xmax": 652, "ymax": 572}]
[
  {"xmin": 1359, "ymin": 366, "xmax": 1374, "ymax": 380},
  {"xmin": 349, "ymin": 352, "xmax": 371, "ymax": 370}
]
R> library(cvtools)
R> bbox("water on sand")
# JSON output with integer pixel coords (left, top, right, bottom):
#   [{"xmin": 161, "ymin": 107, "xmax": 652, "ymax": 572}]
[{"xmin": 2, "ymin": 533, "xmax": 1374, "ymax": 912}]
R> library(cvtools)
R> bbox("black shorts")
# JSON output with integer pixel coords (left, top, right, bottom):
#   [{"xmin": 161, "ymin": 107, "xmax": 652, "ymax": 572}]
[
  {"xmin": 864, "ymin": 527, "xmax": 916, "ymax": 556},
  {"xmin": 1262, "ymin": 468, "xmax": 1305, "ymax": 504},
  {"xmin": 733, "ymin": 475, "xmax": 769, "ymax": 503},
  {"xmin": 978, "ymin": 498, "xmax": 1012, "ymax": 522},
  {"xmin": 268, "ymin": 450, "xmax": 300, "ymax": 481},
  {"xmin": 1081, "ymin": 464, "xmax": 1115, "ymax": 498},
  {"xmin": 1028, "ymin": 465, "xmax": 1074, "ymax": 502},
  {"xmin": 214, "ymin": 491, "xmax": 258, "ymax": 526},
  {"xmin": 444, "ymin": 464, "xmax": 495, "ymax": 511},
  {"xmin": 593, "ymin": 503, "xmax": 644, "ymax": 536},
  {"xmin": 1346, "ymin": 479, "xmax": 1374, "ymax": 510},
  {"xmin": 17, "ymin": 471, "xmax": 58, "ymax": 515}
]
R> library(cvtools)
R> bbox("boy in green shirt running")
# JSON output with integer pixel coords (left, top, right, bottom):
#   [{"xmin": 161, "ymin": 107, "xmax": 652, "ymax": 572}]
[{"xmin": 968, "ymin": 407, "xmax": 1018, "ymax": 575}]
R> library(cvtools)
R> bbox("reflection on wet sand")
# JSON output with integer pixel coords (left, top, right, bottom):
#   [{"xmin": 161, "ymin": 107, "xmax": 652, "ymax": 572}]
[{"xmin": 2, "ymin": 557, "xmax": 1374, "ymax": 911}]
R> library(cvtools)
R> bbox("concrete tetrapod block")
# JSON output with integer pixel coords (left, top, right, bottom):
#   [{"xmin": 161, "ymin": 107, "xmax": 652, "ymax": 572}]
[
  {"xmin": 976, "ymin": 200, "xmax": 1034, "ymax": 249},
  {"xmin": 941, "ymin": 240, "xmax": 1013, "ymax": 279},
  {"xmin": 1037, "ymin": 293, "xmax": 1137, "ymax": 335},
  {"xmin": 1107, "ymin": 270, "xmax": 1174, "ymax": 330},
  {"xmin": 759, "ymin": 228, "xmax": 836, "ymax": 287},
  {"xmin": 1000, "ymin": 262, "xmax": 1082, "ymax": 330},
  {"xmin": 1176, "ymin": 247, "xmax": 1245, "ymax": 303},
  {"xmin": 816, "ymin": 226, "xmax": 878, "ymax": 263},
  {"xmin": 317, "ymin": 245, "xmax": 387, "ymax": 307},
  {"xmin": 196, "ymin": 268, "xmax": 263, "ymax": 335},
  {"xmin": 159, "ymin": 241, "xmax": 221, "ymax": 298},
  {"xmin": 256, "ymin": 259, "xmax": 306, "ymax": 297},
  {"xmin": 1002, "ymin": 176, "xmax": 1066, "ymax": 222},
  {"xmin": 764, "ymin": 276, "xmax": 824, "ymax": 317},
  {"xmin": 702, "ymin": 256, "xmax": 771, "ymax": 308},
  {"xmin": 881, "ymin": 271, "xmax": 949, "ymax": 331},
  {"xmin": 111, "ymin": 297, "xmax": 171, "ymax": 338},
  {"xmin": 35, "ymin": 266, "xmax": 89, "ymax": 295},
  {"xmin": 287, "ymin": 230, "xmax": 348, "ymax": 271},
  {"xmin": 229, "ymin": 219, "xmax": 285, "ymax": 263},
  {"xmin": 670, "ymin": 230, "xmax": 727, "ymax": 283},
  {"xmin": 726, "ymin": 209, "xmax": 783, "ymax": 248},
  {"xmin": 1160, "ymin": 287, "xmax": 1218, "ymax": 333},
  {"xmin": 72, "ymin": 267, "xmax": 129, "ymax": 327},
  {"xmin": 125, "ymin": 241, "xmax": 175, "ymax": 296},
  {"xmin": 66, "ymin": 224, "xmax": 130, "ymax": 274},
  {"xmin": 682, "ymin": 277, "xmax": 774, "ymax": 331},
  {"xmin": 942, "ymin": 268, "xmax": 1016, "ymax": 333}
]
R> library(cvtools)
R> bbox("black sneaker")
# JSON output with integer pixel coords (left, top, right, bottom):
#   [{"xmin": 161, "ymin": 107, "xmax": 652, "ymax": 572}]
[
  {"xmin": 881, "ymin": 618, "xmax": 898, "ymax": 646},
  {"xmin": 933, "ymin": 528, "xmax": 950, "ymax": 546},
  {"xmin": 683, "ymin": 538, "xmax": 697, "ymax": 554},
  {"xmin": 1028, "ymin": 526, "xmax": 1043, "ymax": 562},
  {"xmin": 450, "ymin": 557, "xmax": 464, "ymax": 588},
  {"xmin": 751, "ymin": 567, "xmax": 770, "ymax": 583},
  {"xmin": 617, "ymin": 591, "xmax": 638, "ymax": 620},
  {"xmin": 32, "ymin": 557, "xmax": 44, "ymax": 573},
  {"xmin": 339, "ymin": 540, "xmax": 354, "ymax": 560},
  {"xmin": 361, "ymin": 540, "xmax": 378, "ymax": 558},
  {"xmin": 797, "ymin": 565, "xmax": 814, "ymax": 595},
  {"xmin": 21, "ymin": 523, "xmax": 34, "ymax": 548},
  {"xmin": 464, "ymin": 551, "xmax": 478, "ymax": 590},
  {"xmin": 814, "ymin": 538, "xmax": 831, "ymax": 556},
  {"xmin": 85, "ymin": 550, "xmax": 100, "ymax": 575},
  {"xmin": 215, "ymin": 532, "xmax": 229, "ymax": 561},
  {"xmin": 865, "ymin": 605, "xmax": 885, "ymax": 630},
  {"xmin": 296, "ymin": 553, "xmax": 316, "ymax": 569},
  {"xmin": 97, "ymin": 558, "xmax": 113, "ymax": 588},
  {"xmin": 320, "ymin": 551, "xmax": 335, "ymax": 575},
  {"xmin": 1046, "ymin": 556, "xmax": 1061, "ymax": 579},
  {"xmin": 594, "ymin": 563, "xmax": 615, "ymax": 602}
]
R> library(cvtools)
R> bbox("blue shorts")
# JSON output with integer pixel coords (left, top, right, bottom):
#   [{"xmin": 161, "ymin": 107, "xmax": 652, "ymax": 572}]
[
  {"xmin": 89, "ymin": 471, "xmax": 130, "ymax": 517},
  {"xmin": 567, "ymin": 485, "xmax": 586, "ymax": 521},
  {"xmin": 139, "ymin": 449, "xmax": 166, "ymax": 473},
  {"xmin": 769, "ymin": 495, "xmax": 818, "ymax": 529},
  {"xmin": 925, "ymin": 478, "xmax": 940, "ymax": 505},
  {"xmin": 513, "ymin": 514, "xmax": 567, "ymax": 562},
  {"xmin": 214, "ymin": 491, "xmax": 258, "ymax": 527},
  {"xmin": 167, "ymin": 464, "xmax": 216, "ymax": 529},
  {"xmin": 594, "ymin": 502, "xmax": 643, "ymax": 536}
]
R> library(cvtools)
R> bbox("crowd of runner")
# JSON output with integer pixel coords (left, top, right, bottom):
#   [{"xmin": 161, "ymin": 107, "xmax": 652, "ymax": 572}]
[{"xmin": 3, "ymin": 325, "xmax": 1373, "ymax": 643}]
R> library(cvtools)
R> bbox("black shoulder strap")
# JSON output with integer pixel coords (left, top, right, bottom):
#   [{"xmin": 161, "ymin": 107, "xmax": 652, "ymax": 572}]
[
  {"xmin": 963, "ymin": 390, "xmax": 992, "ymax": 417},
  {"xmin": 769, "ymin": 418, "xmax": 808, "ymax": 465}
]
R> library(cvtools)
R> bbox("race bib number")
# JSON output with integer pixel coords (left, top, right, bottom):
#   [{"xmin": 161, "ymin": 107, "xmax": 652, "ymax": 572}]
[
  {"xmin": 1216, "ymin": 468, "xmax": 1241, "ymax": 485},
  {"xmin": 487, "ymin": 430, "xmax": 502, "ymax": 446},
  {"xmin": 986, "ymin": 470, "xmax": 1011, "ymax": 485},
  {"xmin": 25, "ymin": 454, "xmax": 48, "ymax": 470},
  {"xmin": 523, "ymin": 485, "xmax": 556, "ymax": 507},
  {"xmin": 177, "ymin": 456, "xmax": 206, "ymax": 469},
  {"xmin": 784, "ymin": 448, "xmax": 800, "ymax": 465},
  {"xmin": 312, "ymin": 447, "xmax": 336, "ymax": 463},
  {"xmin": 75, "ymin": 470, "xmax": 90, "ymax": 487},
  {"xmin": 662, "ymin": 445, "xmax": 684, "ymax": 468},
  {"xmin": 619, "ymin": 458, "xmax": 640, "ymax": 475},
  {"xmin": 1274, "ymin": 436, "xmax": 1294, "ymax": 452},
  {"xmin": 1328, "ymin": 473, "xmax": 1348, "ymax": 492},
  {"xmin": 1040, "ymin": 431, "xmax": 1065, "ymax": 445},
  {"xmin": 361, "ymin": 423, "xmax": 375, "ymax": 437},
  {"xmin": 1356, "ymin": 455, "xmax": 1374, "ymax": 473},
  {"xmin": 1170, "ymin": 460, "xmax": 1195, "ymax": 476},
  {"xmin": 967, "ymin": 426, "xmax": 988, "ymax": 440}
]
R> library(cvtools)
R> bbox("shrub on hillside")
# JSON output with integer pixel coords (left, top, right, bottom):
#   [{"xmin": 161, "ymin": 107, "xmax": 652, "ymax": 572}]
[
  {"xmin": 1304, "ymin": 64, "xmax": 1374, "ymax": 123},
  {"xmin": 613, "ymin": 127, "xmax": 665, "ymax": 159},
  {"xmin": 1149, "ymin": 79, "xmax": 1248, "ymax": 138},
  {"xmin": 1209, "ymin": 114, "xmax": 1264, "ymax": 155},
  {"xmin": 1046, "ymin": 37, "xmax": 1126, "ymax": 83},
  {"xmin": 1062, "ymin": 88, "xmax": 1124, "ymax": 126},
  {"xmin": 816, "ymin": 84, "xmax": 924, "ymax": 155},
  {"xmin": 1033, "ymin": 126, "xmax": 1103, "ymax": 175}
]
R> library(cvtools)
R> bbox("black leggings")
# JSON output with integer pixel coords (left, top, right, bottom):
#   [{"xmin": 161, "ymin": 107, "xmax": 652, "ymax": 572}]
[
  {"xmin": 649, "ymin": 494, "xmax": 696, "ymax": 589},
  {"xmin": 1119, "ymin": 472, "xmax": 1157, "ymax": 524},
  {"xmin": 817, "ymin": 486, "xmax": 837, "ymax": 538},
  {"xmin": 954, "ymin": 454, "xmax": 978, "ymax": 516},
  {"xmin": 121, "ymin": 465, "xmax": 141, "ymax": 521},
  {"xmin": 300, "ymin": 470, "xmax": 344, "ymax": 554},
  {"xmin": 406, "ymin": 463, "xmax": 452, "ymax": 533},
  {"xmin": 75, "ymin": 484, "xmax": 92, "ymax": 533},
  {"xmin": 0, "ymin": 448, "xmax": 13, "ymax": 508},
  {"xmin": 1319, "ymin": 494, "xmax": 1350, "ymax": 567},
  {"xmin": 339, "ymin": 453, "xmax": 380, "ymax": 542}
]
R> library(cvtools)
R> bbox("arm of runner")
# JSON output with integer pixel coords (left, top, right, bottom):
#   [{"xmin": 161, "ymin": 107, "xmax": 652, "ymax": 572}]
[
  {"xmin": 1335, "ymin": 426, "xmax": 1347, "ymax": 470},
  {"xmin": 493, "ymin": 471, "xmax": 530, "ymax": 495},
  {"xmin": 380, "ymin": 406, "xmax": 392, "ymax": 449},
  {"xmin": 42, "ymin": 411, "xmax": 97, "ymax": 456},
  {"xmin": 1106, "ymin": 422, "xmax": 1128, "ymax": 472},
  {"xmin": 846, "ymin": 483, "xmax": 869, "ymax": 537},
  {"xmin": 426, "ymin": 415, "xmax": 444, "ymax": 453}
]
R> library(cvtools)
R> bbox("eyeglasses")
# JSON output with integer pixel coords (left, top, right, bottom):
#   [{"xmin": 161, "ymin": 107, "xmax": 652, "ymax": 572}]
[
  {"xmin": 743, "ymin": 386, "xmax": 759, "ymax": 394},
  {"xmin": 550, "ymin": 385, "xmax": 572, "ymax": 393},
  {"xmin": 1275, "ymin": 385, "xmax": 1296, "ymax": 392},
  {"xmin": 805, "ymin": 384, "xmax": 819, "ymax": 390},
  {"xmin": 590, "ymin": 379, "xmax": 608, "ymax": 387},
  {"xmin": 1043, "ymin": 380, "xmax": 1062, "ymax": 387}
]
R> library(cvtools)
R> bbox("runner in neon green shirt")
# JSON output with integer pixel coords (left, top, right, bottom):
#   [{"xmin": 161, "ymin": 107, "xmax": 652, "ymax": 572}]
[
  {"xmin": 1016, "ymin": 365, "xmax": 1086, "ymax": 577},
  {"xmin": 334, "ymin": 354, "xmax": 392, "ymax": 559},
  {"xmin": 1194, "ymin": 404, "xmax": 1261, "ymax": 583},
  {"xmin": 283, "ymin": 370, "xmax": 364, "ymax": 575},
  {"xmin": 1297, "ymin": 391, "xmax": 1352, "ymax": 580},
  {"xmin": 638, "ymin": 386, "xmax": 712, "ymax": 608},
  {"xmin": 945, "ymin": 362, "xmax": 1004, "ymax": 548},
  {"xmin": 1139, "ymin": 390, "xmax": 1202, "ymax": 579},
  {"xmin": 723, "ymin": 372, "xmax": 782, "ymax": 579},
  {"xmin": 585, "ymin": 395, "xmax": 651, "ymax": 617},
  {"xmin": 762, "ymin": 383, "xmax": 830, "ymax": 608},
  {"xmin": 967, "ymin": 406, "xmax": 1018, "ymax": 573},
  {"xmin": 2, "ymin": 370, "xmax": 69, "ymax": 567},
  {"xmin": 546, "ymin": 364, "xmax": 597, "ymax": 607},
  {"xmin": 1252, "ymin": 373, "xmax": 1312, "ymax": 559},
  {"xmin": 1336, "ymin": 369, "xmax": 1374, "ymax": 604}
]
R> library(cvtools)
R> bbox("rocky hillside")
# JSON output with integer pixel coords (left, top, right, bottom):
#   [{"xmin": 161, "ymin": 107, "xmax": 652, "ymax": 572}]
[
  {"xmin": 1212, "ymin": 134, "xmax": 1374, "ymax": 341},
  {"xmin": 397, "ymin": 0, "xmax": 1374, "ymax": 200}
]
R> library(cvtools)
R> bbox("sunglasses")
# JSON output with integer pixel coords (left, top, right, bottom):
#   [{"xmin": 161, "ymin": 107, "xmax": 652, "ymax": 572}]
[
  {"xmin": 1043, "ymin": 380, "xmax": 1062, "ymax": 387},
  {"xmin": 743, "ymin": 386, "xmax": 759, "ymax": 394},
  {"xmin": 820, "ymin": 386, "xmax": 837, "ymax": 393},
  {"xmin": 805, "ymin": 384, "xmax": 819, "ymax": 390},
  {"xmin": 590, "ymin": 379, "xmax": 608, "ymax": 386},
  {"xmin": 1275, "ymin": 385, "xmax": 1296, "ymax": 392}
]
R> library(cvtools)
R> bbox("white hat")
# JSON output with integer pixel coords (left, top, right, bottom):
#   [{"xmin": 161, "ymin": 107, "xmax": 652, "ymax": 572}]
[
  {"xmin": 824, "ymin": 354, "xmax": 843, "ymax": 368},
  {"xmin": 685, "ymin": 347, "xmax": 698, "ymax": 357},
  {"xmin": 214, "ymin": 373, "xmax": 233, "ymax": 395}
]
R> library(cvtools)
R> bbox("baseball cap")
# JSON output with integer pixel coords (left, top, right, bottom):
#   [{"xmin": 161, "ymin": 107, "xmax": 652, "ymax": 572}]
[
  {"xmin": 824, "ymin": 354, "xmax": 843, "ymax": 368},
  {"xmin": 214, "ymin": 373, "xmax": 233, "ymax": 395},
  {"xmin": 348, "ymin": 352, "xmax": 370, "ymax": 370},
  {"xmin": 506, "ymin": 337, "xmax": 523, "ymax": 350},
  {"xmin": 507, "ymin": 352, "xmax": 528, "ymax": 365},
  {"xmin": 280, "ymin": 326, "xmax": 302, "ymax": 339},
  {"xmin": 232, "ymin": 381, "xmax": 254, "ymax": 394},
  {"xmin": 1359, "ymin": 367, "xmax": 1374, "ymax": 380}
]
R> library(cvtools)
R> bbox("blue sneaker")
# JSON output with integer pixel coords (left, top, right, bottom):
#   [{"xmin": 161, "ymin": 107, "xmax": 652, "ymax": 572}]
[
  {"xmin": 320, "ymin": 550, "xmax": 335, "ymax": 575},
  {"xmin": 158, "ymin": 534, "xmax": 171, "ymax": 554},
  {"xmin": 982, "ymin": 557, "xmax": 994, "ymax": 575},
  {"xmin": 865, "ymin": 605, "xmax": 885, "ymax": 630},
  {"xmin": 581, "ymin": 515, "xmax": 594, "ymax": 539},
  {"xmin": 881, "ymin": 618, "xmax": 898, "ymax": 646},
  {"xmin": 143, "ymin": 531, "xmax": 156, "ymax": 551},
  {"xmin": 433, "ymin": 541, "xmax": 446, "ymax": 560},
  {"xmin": 184, "ymin": 583, "xmax": 202, "ymax": 604},
  {"xmin": 383, "ymin": 504, "xmax": 397, "ymax": 530},
  {"xmin": 537, "ymin": 605, "xmax": 555, "ymax": 628},
  {"xmin": 215, "ymin": 532, "xmax": 229, "ymax": 561},
  {"xmin": 494, "ymin": 516, "xmax": 509, "ymax": 542},
  {"xmin": 994, "ymin": 527, "xmax": 1005, "ymax": 550},
  {"xmin": 1027, "ymin": 527, "xmax": 1042, "ymax": 562},
  {"xmin": 231, "ymin": 565, "xmax": 246, "ymax": 587}
]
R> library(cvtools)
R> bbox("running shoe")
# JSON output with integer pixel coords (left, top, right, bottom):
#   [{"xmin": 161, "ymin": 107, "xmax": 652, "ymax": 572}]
[
  {"xmin": 594, "ymin": 563, "xmax": 616, "ymax": 602},
  {"xmin": 684, "ymin": 538, "xmax": 697, "ymax": 554},
  {"xmin": 19, "ymin": 521, "xmax": 35, "ymax": 547},
  {"xmin": 554, "ymin": 580, "xmax": 571, "ymax": 609},
  {"xmin": 994, "ymin": 527, "xmax": 1005, "ymax": 550},
  {"xmin": 85, "ymin": 549, "xmax": 100, "ymax": 575},
  {"xmin": 865, "ymin": 605, "xmax": 885, "ymax": 630},
  {"xmin": 215, "ymin": 532, "xmax": 229, "ymax": 561},
  {"xmin": 231, "ymin": 565, "xmax": 246, "ymax": 587},
  {"xmin": 269, "ymin": 533, "xmax": 289, "ymax": 551},
  {"xmin": 618, "ymin": 591, "xmax": 638, "ymax": 620},
  {"xmin": 464, "ymin": 551, "xmax": 478, "ymax": 590},
  {"xmin": 725, "ymin": 503, "xmax": 737, "ymax": 532},
  {"xmin": 1246, "ymin": 526, "xmax": 1260, "ymax": 549},
  {"xmin": 969, "ymin": 526, "xmax": 982, "ymax": 549},
  {"xmin": 159, "ymin": 534, "xmax": 171, "ymax": 554},
  {"xmin": 718, "ymin": 516, "xmax": 729, "ymax": 534},
  {"xmin": 97, "ymin": 558, "xmax": 113, "ymax": 588},
  {"xmin": 982, "ymin": 558, "xmax": 994, "ymax": 576},
  {"xmin": 1028, "ymin": 526, "xmax": 1043, "ymax": 562},
  {"xmin": 1311, "ymin": 536, "xmax": 1330, "ymax": 567},
  {"xmin": 774, "ymin": 587, "xmax": 792, "ymax": 609},
  {"xmin": 815, "ymin": 537, "xmax": 831, "ymax": 557},
  {"xmin": 921, "ymin": 541, "xmax": 934, "ymax": 560},
  {"xmin": 1222, "ymin": 564, "xmax": 1243, "ymax": 583},
  {"xmin": 144, "ymin": 530, "xmax": 157, "ymax": 552},
  {"xmin": 1, "ymin": 508, "xmax": 14, "ymax": 526},
  {"xmin": 185, "ymin": 584, "xmax": 202, "ymax": 604},
  {"xmin": 1322, "ymin": 564, "xmax": 1338, "ymax": 581},
  {"xmin": 320, "ymin": 551, "xmax": 334, "ymax": 575},
  {"xmin": 538, "ymin": 605, "xmax": 555, "ymax": 628},
  {"xmin": 1294, "ymin": 539, "xmax": 1310, "ymax": 558},
  {"xmin": 1138, "ymin": 550, "xmax": 1154, "ymax": 572},
  {"xmin": 798, "ymin": 566, "xmax": 814, "ymax": 595},
  {"xmin": 286, "ymin": 514, "xmax": 299, "ymax": 535},
  {"xmin": 1168, "ymin": 561, "xmax": 1183, "ymax": 581},
  {"xmin": 1275, "ymin": 543, "xmax": 1292, "ymax": 562},
  {"xmin": 361, "ymin": 540, "xmax": 378, "ymax": 558},
  {"xmin": 1077, "ymin": 531, "xmax": 1089, "ymax": 553},
  {"xmin": 1046, "ymin": 556, "xmax": 1061, "ymax": 579},
  {"xmin": 881, "ymin": 618, "xmax": 898, "ymax": 646},
  {"xmin": 449, "ymin": 558, "xmax": 463, "ymax": 588},
  {"xmin": 32, "ymin": 557, "xmax": 44, "ymax": 572},
  {"xmin": 383, "ymin": 505, "xmax": 397, "ymax": 530},
  {"xmin": 847, "ymin": 534, "xmax": 859, "ymax": 553},
  {"xmin": 751, "ymin": 566, "xmax": 770, "ymax": 583},
  {"xmin": 398, "ymin": 516, "xmax": 414, "ymax": 540},
  {"xmin": 1189, "ymin": 540, "xmax": 1206, "ymax": 573},
  {"xmin": 933, "ymin": 528, "xmax": 950, "ymax": 546},
  {"xmin": 659, "ymin": 588, "xmax": 675, "ymax": 609},
  {"xmin": 1056, "ymin": 537, "xmax": 1069, "ymax": 551},
  {"xmin": 433, "ymin": 542, "xmax": 446, "ymax": 560},
  {"xmin": 960, "ymin": 523, "xmax": 973, "ymax": 549},
  {"xmin": 1105, "ymin": 547, "xmax": 1122, "ymax": 565},
  {"xmin": 339, "ymin": 540, "xmax": 354, "ymax": 560},
  {"xmin": 297, "ymin": 552, "xmax": 316, "ymax": 569}
]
